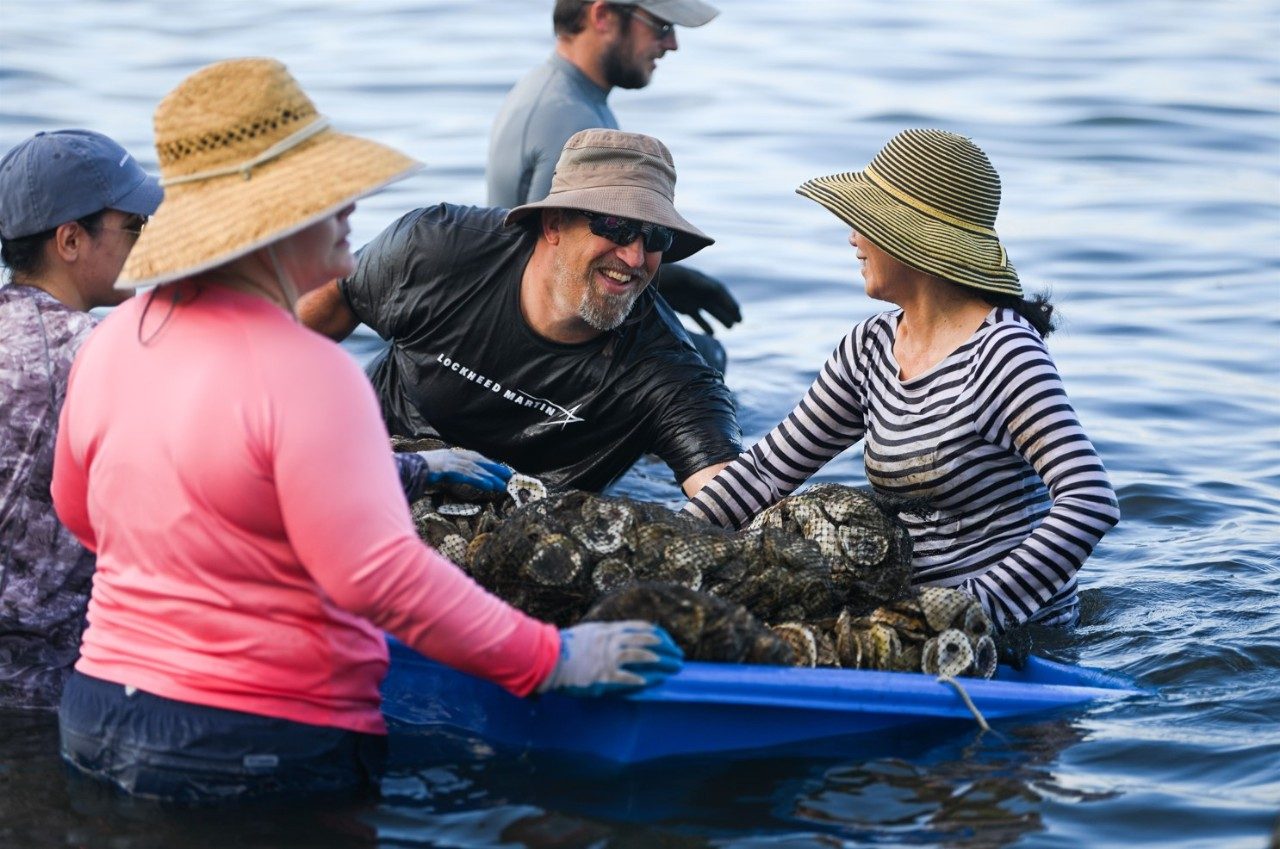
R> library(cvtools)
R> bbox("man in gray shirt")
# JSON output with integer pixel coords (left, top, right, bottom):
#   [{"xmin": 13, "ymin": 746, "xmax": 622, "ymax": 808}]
[{"xmin": 487, "ymin": 0, "xmax": 740, "ymax": 368}]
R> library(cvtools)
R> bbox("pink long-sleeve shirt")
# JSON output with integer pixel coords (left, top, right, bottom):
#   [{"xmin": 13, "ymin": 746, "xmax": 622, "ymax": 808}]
[{"xmin": 52, "ymin": 283, "xmax": 559, "ymax": 734}]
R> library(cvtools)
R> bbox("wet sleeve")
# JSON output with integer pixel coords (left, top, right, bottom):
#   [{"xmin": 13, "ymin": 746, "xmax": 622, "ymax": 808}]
[
  {"xmin": 684, "ymin": 329, "xmax": 867, "ymax": 528},
  {"xmin": 649, "ymin": 367, "xmax": 742, "ymax": 483},
  {"xmin": 339, "ymin": 207, "xmax": 447, "ymax": 343},
  {"xmin": 963, "ymin": 327, "xmax": 1121, "ymax": 630},
  {"xmin": 269, "ymin": 344, "xmax": 560, "ymax": 697}
]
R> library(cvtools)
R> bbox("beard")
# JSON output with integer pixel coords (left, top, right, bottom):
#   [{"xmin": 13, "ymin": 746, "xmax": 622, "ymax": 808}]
[
  {"xmin": 579, "ymin": 290, "xmax": 637, "ymax": 331},
  {"xmin": 560, "ymin": 255, "xmax": 646, "ymax": 331},
  {"xmin": 601, "ymin": 35, "xmax": 651, "ymax": 90},
  {"xmin": 578, "ymin": 275, "xmax": 642, "ymax": 331}
]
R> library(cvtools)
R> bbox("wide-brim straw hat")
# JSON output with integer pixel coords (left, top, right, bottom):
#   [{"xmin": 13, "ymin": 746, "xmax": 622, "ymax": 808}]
[
  {"xmin": 119, "ymin": 58, "xmax": 422, "ymax": 289},
  {"xmin": 796, "ymin": 129, "xmax": 1021, "ymax": 297},
  {"xmin": 505, "ymin": 129, "xmax": 713, "ymax": 264}
]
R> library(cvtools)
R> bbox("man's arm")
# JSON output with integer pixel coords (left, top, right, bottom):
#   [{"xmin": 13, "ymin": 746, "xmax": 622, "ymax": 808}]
[
  {"xmin": 298, "ymin": 280, "xmax": 359, "ymax": 342},
  {"xmin": 680, "ymin": 461, "xmax": 730, "ymax": 498}
]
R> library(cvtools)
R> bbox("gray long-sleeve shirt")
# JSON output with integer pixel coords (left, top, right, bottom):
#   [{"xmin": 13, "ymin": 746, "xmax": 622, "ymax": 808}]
[{"xmin": 487, "ymin": 53, "xmax": 618, "ymax": 208}]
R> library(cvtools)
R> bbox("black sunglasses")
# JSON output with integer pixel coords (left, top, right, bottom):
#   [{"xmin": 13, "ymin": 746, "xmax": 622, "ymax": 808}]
[{"xmin": 577, "ymin": 210, "xmax": 675, "ymax": 254}]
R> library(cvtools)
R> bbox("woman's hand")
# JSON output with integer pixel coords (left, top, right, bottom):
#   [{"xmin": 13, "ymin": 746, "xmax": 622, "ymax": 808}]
[{"xmin": 536, "ymin": 621, "xmax": 684, "ymax": 697}]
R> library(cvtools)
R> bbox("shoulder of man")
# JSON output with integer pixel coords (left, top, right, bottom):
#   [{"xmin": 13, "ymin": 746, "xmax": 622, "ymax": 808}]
[
  {"xmin": 385, "ymin": 202, "xmax": 514, "ymax": 241},
  {"xmin": 615, "ymin": 292, "xmax": 728, "ymax": 382},
  {"xmin": 508, "ymin": 54, "xmax": 562, "ymax": 95},
  {"xmin": 341, "ymin": 203, "xmax": 534, "ymax": 335},
  {"xmin": 352, "ymin": 203, "xmax": 527, "ymax": 277}
]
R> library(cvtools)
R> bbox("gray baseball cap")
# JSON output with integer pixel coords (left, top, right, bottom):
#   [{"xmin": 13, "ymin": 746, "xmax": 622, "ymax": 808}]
[
  {"xmin": 0, "ymin": 129, "xmax": 163, "ymax": 239},
  {"xmin": 612, "ymin": 0, "xmax": 719, "ymax": 27}
]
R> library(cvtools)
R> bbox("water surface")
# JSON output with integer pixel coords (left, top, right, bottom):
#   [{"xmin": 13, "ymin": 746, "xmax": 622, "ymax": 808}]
[{"xmin": 2, "ymin": 1, "xmax": 1278, "ymax": 846}]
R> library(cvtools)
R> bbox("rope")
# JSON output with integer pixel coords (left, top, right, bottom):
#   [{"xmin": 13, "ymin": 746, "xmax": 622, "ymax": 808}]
[
  {"xmin": 160, "ymin": 117, "xmax": 331, "ymax": 187},
  {"xmin": 937, "ymin": 674, "xmax": 991, "ymax": 732},
  {"xmin": 136, "ymin": 284, "xmax": 183, "ymax": 346}
]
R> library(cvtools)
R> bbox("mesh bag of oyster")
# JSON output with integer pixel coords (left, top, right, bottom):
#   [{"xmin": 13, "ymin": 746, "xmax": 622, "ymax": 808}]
[{"xmin": 394, "ymin": 440, "xmax": 998, "ymax": 680}]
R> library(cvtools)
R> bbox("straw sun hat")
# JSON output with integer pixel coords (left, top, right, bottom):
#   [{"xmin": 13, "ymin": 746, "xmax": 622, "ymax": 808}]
[
  {"xmin": 796, "ymin": 129, "xmax": 1021, "ymax": 297},
  {"xmin": 505, "ymin": 129, "xmax": 713, "ymax": 263},
  {"xmin": 119, "ymin": 58, "xmax": 421, "ymax": 288}
]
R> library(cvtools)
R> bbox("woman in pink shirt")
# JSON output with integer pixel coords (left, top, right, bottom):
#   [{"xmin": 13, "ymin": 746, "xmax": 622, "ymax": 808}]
[{"xmin": 51, "ymin": 58, "xmax": 679, "ymax": 803}]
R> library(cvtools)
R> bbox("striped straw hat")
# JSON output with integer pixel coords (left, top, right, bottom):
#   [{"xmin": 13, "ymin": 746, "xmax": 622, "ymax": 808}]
[
  {"xmin": 119, "ymin": 58, "xmax": 421, "ymax": 288},
  {"xmin": 796, "ymin": 129, "xmax": 1021, "ymax": 297}
]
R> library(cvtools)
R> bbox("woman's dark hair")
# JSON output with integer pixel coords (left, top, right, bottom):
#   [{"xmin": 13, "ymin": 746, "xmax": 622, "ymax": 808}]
[
  {"xmin": 978, "ymin": 289, "xmax": 1057, "ymax": 338},
  {"xmin": 1, "ymin": 209, "xmax": 108, "ymax": 281}
]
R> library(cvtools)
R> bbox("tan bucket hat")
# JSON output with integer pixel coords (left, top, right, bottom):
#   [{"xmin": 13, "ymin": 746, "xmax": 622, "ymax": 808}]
[
  {"xmin": 612, "ymin": 0, "xmax": 719, "ymax": 27},
  {"xmin": 505, "ymin": 129, "xmax": 713, "ymax": 263},
  {"xmin": 119, "ymin": 58, "xmax": 421, "ymax": 289},
  {"xmin": 796, "ymin": 129, "xmax": 1022, "ymax": 297}
]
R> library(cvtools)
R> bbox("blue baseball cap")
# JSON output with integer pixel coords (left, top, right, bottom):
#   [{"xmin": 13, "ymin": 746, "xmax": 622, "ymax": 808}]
[{"xmin": 0, "ymin": 129, "xmax": 163, "ymax": 240}]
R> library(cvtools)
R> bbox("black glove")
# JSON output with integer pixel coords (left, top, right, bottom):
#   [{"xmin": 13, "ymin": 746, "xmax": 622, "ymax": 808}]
[{"xmin": 656, "ymin": 264, "xmax": 742, "ymax": 336}]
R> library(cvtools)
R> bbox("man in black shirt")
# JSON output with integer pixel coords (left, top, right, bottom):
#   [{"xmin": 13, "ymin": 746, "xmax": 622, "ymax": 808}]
[{"xmin": 299, "ymin": 129, "xmax": 740, "ymax": 495}]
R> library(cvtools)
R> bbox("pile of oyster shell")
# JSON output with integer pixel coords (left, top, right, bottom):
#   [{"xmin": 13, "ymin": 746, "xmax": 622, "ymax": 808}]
[{"xmin": 395, "ymin": 440, "xmax": 997, "ymax": 679}]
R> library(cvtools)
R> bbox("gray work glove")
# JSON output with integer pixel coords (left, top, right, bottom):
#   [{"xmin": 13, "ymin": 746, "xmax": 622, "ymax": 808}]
[
  {"xmin": 657, "ymin": 264, "xmax": 743, "ymax": 336},
  {"xmin": 536, "ymin": 621, "xmax": 684, "ymax": 697}
]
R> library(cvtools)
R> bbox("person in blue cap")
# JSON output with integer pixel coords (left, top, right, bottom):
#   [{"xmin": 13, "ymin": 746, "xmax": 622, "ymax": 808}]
[{"xmin": 0, "ymin": 129, "xmax": 162, "ymax": 709}]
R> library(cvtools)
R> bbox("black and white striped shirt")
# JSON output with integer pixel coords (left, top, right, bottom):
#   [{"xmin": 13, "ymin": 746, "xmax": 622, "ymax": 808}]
[{"xmin": 684, "ymin": 308, "xmax": 1120, "ymax": 630}]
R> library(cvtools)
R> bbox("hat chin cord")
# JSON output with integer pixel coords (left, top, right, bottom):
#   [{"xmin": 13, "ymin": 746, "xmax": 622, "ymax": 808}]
[
  {"xmin": 265, "ymin": 243, "xmax": 300, "ymax": 319},
  {"xmin": 189, "ymin": 245, "xmax": 300, "ymax": 317}
]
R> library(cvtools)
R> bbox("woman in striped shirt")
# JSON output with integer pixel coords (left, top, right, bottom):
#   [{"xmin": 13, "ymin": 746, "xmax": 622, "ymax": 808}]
[{"xmin": 685, "ymin": 130, "xmax": 1120, "ymax": 631}]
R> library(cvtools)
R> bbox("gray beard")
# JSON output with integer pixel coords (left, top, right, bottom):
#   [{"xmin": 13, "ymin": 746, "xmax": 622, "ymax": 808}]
[
  {"xmin": 551, "ymin": 246, "xmax": 644, "ymax": 332},
  {"xmin": 578, "ymin": 286, "xmax": 639, "ymax": 331}
]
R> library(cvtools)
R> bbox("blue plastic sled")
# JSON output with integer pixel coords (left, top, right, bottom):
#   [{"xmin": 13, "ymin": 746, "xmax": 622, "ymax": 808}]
[{"xmin": 381, "ymin": 637, "xmax": 1138, "ymax": 764}]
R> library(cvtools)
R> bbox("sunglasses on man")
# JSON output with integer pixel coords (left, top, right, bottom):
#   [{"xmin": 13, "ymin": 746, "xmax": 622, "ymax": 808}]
[
  {"xmin": 627, "ymin": 6, "xmax": 675, "ymax": 40},
  {"xmin": 577, "ymin": 210, "xmax": 675, "ymax": 254}
]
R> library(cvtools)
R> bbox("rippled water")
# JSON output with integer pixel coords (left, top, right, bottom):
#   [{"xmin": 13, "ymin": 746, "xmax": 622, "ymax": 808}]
[{"xmin": 2, "ymin": 1, "xmax": 1278, "ymax": 847}]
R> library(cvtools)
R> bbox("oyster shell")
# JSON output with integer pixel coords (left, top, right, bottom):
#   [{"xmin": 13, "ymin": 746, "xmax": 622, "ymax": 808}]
[
  {"xmin": 395, "ymin": 439, "xmax": 995, "ymax": 678},
  {"xmin": 826, "ymin": 588, "xmax": 997, "ymax": 678},
  {"xmin": 584, "ymin": 582, "xmax": 795, "ymax": 666}
]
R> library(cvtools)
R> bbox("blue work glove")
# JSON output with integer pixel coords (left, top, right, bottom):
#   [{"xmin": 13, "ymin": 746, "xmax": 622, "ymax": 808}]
[
  {"xmin": 536, "ymin": 621, "xmax": 684, "ymax": 697},
  {"xmin": 657, "ymin": 264, "xmax": 742, "ymax": 336},
  {"xmin": 396, "ymin": 449, "xmax": 512, "ymax": 501}
]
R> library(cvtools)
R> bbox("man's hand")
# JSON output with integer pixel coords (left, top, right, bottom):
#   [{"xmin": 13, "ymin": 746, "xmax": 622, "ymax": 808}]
[{"xmin": 657, "ymin": 264, "xmax": 742, "ymax": 336}]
